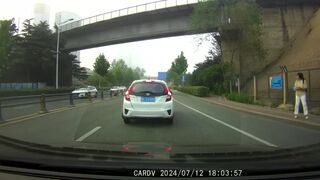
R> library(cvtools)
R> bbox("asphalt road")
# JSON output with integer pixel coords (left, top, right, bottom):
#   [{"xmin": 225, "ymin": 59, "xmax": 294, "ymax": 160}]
[
  {"xmin": 0, "ymin": 91, "xmax": 319, "ymax": 152},
  {"xmin": 0, "ymin": 92, "xmax": 111, "ymax": 120}
]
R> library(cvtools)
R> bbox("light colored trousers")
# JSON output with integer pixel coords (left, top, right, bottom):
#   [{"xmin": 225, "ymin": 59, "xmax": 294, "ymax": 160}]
[{"xmin": 294, "ymin": 95, "xmax": 308, "ymax": 115}]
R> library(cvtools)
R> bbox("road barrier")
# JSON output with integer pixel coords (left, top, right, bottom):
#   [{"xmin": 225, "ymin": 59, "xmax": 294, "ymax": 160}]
[
  {"xmin": 88, "ymin": 92, "xmax": 92, "ymax": 103},
  {"xmin": 69, "ymin": 94, "xmax": 75, "ymax": 107},
  {"xmin": 0, "ymin": 90, "xmax": 112, "ymax": 121},
  {"xmin": 39, "ymin": 94, "xmax": 48, "ymax": 113},
  {"xmin": 101, "ymin": 90, "xmax": 104, "ymax": 100},
  {"xmin": 0, "ymin": 100, "xmax": 3, "ymax": 122}
]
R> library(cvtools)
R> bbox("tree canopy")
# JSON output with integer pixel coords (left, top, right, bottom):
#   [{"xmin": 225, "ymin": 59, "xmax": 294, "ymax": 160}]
[
  {"xmin": 0, "ymin": 19, "xmax": 87, "ymax": 86},
  {"xmin": 109, "ymin": 59, "xmax": 145, "ymax": 86},
  {"xmin": 166, "ymin": 51, "xmax": 188, "ymax": 85},
  {"xmin": 93, "ymin": 53, "xmax": 110, "ymax": 77},
  {"xmin": 191, "ymin": 0, "xmax": 265, "ymax": 59},
  {"xmin": 0, "ymin": 19, "xmax": 18, "ymax": 78}
]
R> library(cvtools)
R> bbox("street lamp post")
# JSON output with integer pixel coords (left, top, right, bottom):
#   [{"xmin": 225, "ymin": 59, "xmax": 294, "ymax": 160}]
[{"xmin": 55, "ymin": 18, "xmax": 73, "ymax": 89}]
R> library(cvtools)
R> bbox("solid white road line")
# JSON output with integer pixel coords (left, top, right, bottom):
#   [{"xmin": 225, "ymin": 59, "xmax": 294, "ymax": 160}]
[
  {"xmin": 174, "ymin": 99, "xmax": 278, "ymax": 147},
  {"xmin": 76, "ymin": 126, "xmax": 101, "ymax": 142}
]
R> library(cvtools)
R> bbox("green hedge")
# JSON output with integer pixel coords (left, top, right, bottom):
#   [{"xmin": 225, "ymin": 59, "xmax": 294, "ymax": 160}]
[
  {"xmin": 0, "ymin": 87, "xmax": 74, "ymax": 97},
  {"xmin": 225, "ymin": 92, "xmax": 254, "ymax": 104},
  {"xmin": 173, "ymin": 86, "xmax": 210, "ymax": 97}
]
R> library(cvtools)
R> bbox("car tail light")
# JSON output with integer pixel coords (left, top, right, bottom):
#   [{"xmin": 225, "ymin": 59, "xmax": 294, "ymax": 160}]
[
  {"xmin": 122, "ymin": 145, "xmax": 129, "ymax": 152},
  {"xmin": 164, "ymin": 85, "xmax": 172, "ymax": 102},
  {"xmin": 164, "ymin": 146, "xmax": 172, "ymax": 153},
  {"xmin": 125, "ymin": 85, "xmax": 133, "ymax": 101},
  {"xmin": 124, "ymin": 92, "xmax": 130, "ymax": 101},
  {"xmin": 166, "ymin": 93, "xmax": 172, "ymax": 102}
]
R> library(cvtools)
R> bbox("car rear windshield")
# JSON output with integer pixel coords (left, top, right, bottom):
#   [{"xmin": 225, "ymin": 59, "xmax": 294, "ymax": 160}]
[{"xmin": 131, "ymin": 82, "xmax": 166, "ymax": 96}]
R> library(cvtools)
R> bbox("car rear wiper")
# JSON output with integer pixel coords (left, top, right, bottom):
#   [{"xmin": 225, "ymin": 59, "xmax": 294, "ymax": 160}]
[{"xmin": 137, "ymin": 91, "xmax": 155, "ymax": 94}]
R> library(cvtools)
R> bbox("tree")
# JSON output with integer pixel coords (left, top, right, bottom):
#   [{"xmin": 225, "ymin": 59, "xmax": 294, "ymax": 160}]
[
  {"xmin": 190, "ymin": 55, "xmax": 232, "ymax": 95},
  {"xmin": 134, "ymin": 67, "xmax": 146, "ymax": 78},
  {"xmin": 171, "ymin": 51, "xmax": 188, "ymax": 75},
  {"xmin": 191, "ymin": 0, "xmax": 265, "ymax": 60},
  {"xmin": 92, "ymin": 53, "xmax": 110, "ymax": 88},
  {"xmin": 109, "ymin": 59, "xmax": 145, "ymax": 86},
  {"xmin": 166, "ymin": 51, "xmax": 188, "ymax": 85},
  {"xmin": 88, "ymin": 73, "xmax": 112, "ymax": 87},
  {"xmin": 0, "ymin": 19, "xmax": 18, "ymax": 78},
  {"xmin": 93, "ymin": 53, "xmax": 110, "ymax": 77},
  {"xmin": 72, "ymin": 58, "xmax": 88, "ymax": 81},
  {"xmin": 6, "ymin": 21, "xmax": 56, "ymax": 83},
  {"xmin": 0, "ymin": 19, "xmax": 81, "ymax": 87}
]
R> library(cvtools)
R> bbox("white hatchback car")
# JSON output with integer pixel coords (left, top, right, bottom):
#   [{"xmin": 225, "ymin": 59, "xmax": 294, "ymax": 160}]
[
  {"xmin": 122, "ymin": 80, "xmax": 174, "ymax": 124},
  {"xmin": 72, "ymin": 86, "xmax": 98, "ymax": 98}
]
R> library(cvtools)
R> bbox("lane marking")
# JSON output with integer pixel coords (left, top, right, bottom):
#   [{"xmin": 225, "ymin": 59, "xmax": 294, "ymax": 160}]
[
  {"xmin": 174, "ymin": 99, "xmax": 278, "ymax": 147},
  {"xmin": 175, "ymin": 91, "xmax": 320, "ymax": 128},
  {"xmin": 76, "ymin": 126, "xmax": 101, "ymax": 142},
  {"xmin": 0, "ymin": 98, "xmax": 120, "ymax": 128},
  {"xmin": 0, "ymin": 102, "xmax": 101, "ymax": 127},
  {"xmin": 0, "ymin": 107, "xmax": 71, "ymax": 128}
]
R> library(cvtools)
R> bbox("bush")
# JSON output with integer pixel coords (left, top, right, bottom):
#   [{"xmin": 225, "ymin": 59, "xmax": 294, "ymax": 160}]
[
  {"xmin": 225, "ymin": 92, "xmax": 254, "ymax": 104},
  {"xmin": 0, "ymin": 87, "xmax": 74, "ymax": 97},
  {"xmin": 271, "ymin": 101, "xmax": 281, "ymax": 108},
  {"xmin": 173, "ymin": 86, "xmax": 210, "ymax": 97},
  {"xmin": 254, "ymin": 100, "xmax": 266, "ymax": 107}
]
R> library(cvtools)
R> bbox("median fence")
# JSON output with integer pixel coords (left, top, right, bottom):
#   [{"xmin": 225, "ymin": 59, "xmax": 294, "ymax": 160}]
[
  {"xmin": 230, "ymin": 68, "xmax": 320, "ymax": 108},
  {"xmin": 0, "ymin": 90, "xmax": 121, "ymax": 121}
]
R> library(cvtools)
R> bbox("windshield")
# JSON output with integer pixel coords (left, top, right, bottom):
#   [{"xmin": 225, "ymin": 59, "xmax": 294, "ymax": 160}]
[{"xmin": 0, "ymin": 0, "xmax": 320, "ymax": 178}]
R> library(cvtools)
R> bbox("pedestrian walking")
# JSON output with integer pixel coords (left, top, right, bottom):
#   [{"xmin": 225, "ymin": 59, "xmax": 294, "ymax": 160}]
[{"xmin": 293, "ymin": 72, "xmax": 308, "ymax": 119}]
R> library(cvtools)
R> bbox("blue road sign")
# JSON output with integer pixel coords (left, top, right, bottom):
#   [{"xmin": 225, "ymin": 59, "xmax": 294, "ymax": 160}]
[
  {"xmin": 158, "ymin": 72, "xmax": 167, "ymax": 81},
  {"xmin": 181, "ymin": 75, "xmax": 186, "ymax": 82},
  {"xmin": 270, "ymin": 75, "xmax": 282, "ymax": 89}
]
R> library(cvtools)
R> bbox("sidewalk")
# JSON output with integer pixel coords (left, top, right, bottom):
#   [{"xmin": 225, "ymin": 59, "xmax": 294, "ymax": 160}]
[{"xmin": 201, "ymin": 96, "xmax": 320, "ymax": 128}]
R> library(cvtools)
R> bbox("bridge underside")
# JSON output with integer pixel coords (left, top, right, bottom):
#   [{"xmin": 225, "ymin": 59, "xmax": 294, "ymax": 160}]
[
  {"xmin": 61, "ymin": 0, "xmax": 320, "ymax": 51},
  {"xmin": 61, "ymin": 5, "xmax": 202, "ymax": 51}
]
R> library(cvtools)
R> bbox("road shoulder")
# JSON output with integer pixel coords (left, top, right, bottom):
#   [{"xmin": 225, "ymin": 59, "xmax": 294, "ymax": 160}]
[{"xmin": 173, "ymin": 90, "xmax": 320, "ymax": 128}]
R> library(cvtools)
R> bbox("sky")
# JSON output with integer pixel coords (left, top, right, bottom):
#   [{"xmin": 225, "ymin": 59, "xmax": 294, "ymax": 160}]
[{"xmin": 0, "ymin": 0, "xmax": 212, "ymax": 77}]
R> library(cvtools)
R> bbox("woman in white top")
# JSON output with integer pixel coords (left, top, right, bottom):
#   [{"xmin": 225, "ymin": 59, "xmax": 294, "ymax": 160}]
[{"xmin": 293, "ymin": 72, "xmax": 308, "ymax": 119}]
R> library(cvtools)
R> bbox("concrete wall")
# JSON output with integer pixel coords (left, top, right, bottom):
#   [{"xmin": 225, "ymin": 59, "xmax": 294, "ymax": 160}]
[
  {"xmin": 260, "ymin": 5, "xmax": 319, "ymax": 69},
  {"xmin": 244, "ymin": 8, "xmax": 320, "ymax": 109},
  {"xmin": 223, "ymin": 4, "xmax": 319, "ymax": 85}
]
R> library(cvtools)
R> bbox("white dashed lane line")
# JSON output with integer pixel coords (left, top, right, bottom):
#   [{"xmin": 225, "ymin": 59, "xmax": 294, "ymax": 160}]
[
  {"xmin": 174, "ymin": 99, "xmax": 278, "ymax": 147},
  {"xmin": 75, "ymin": 126, "xmax": 101, "ymax": 142}
]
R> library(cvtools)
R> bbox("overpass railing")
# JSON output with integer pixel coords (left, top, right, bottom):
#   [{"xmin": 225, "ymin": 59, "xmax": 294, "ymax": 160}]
[{"xmin": 60, "ymin": 0, "xmax": 200, "ymax": 32}]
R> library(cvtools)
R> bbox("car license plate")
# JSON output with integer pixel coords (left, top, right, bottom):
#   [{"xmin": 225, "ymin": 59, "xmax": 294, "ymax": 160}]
[{"xmin": 141, "ymin": 96, "xmax": 155, "ymax": 102}]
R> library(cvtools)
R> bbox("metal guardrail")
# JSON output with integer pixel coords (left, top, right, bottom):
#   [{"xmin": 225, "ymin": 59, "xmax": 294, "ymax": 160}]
[
  {"xmin": 60, "ymin": 0, "xmax": 200, "ymax": 32},
  {"xmin": 0, "ymin": 90, "xmax": 122, "ymax": 121}
]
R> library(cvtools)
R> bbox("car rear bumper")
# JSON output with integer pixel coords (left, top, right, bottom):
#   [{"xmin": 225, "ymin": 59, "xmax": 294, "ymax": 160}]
[
  {"xmin": 122, "ymin": 101, "xmax": 174, "ymax": 118},
  {"xmin": 123, "ymin": 109, "xmax": 173, "ymax": 118}
]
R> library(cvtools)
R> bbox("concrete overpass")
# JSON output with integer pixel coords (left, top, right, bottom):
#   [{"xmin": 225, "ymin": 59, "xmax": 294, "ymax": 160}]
[
  {"xmin": 61, "ymin": 0, "xmax": 320, "ymax": 51},
  {"xmin": 61, "ymin": 0, "xmax": 199, "ymax": 51}
]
